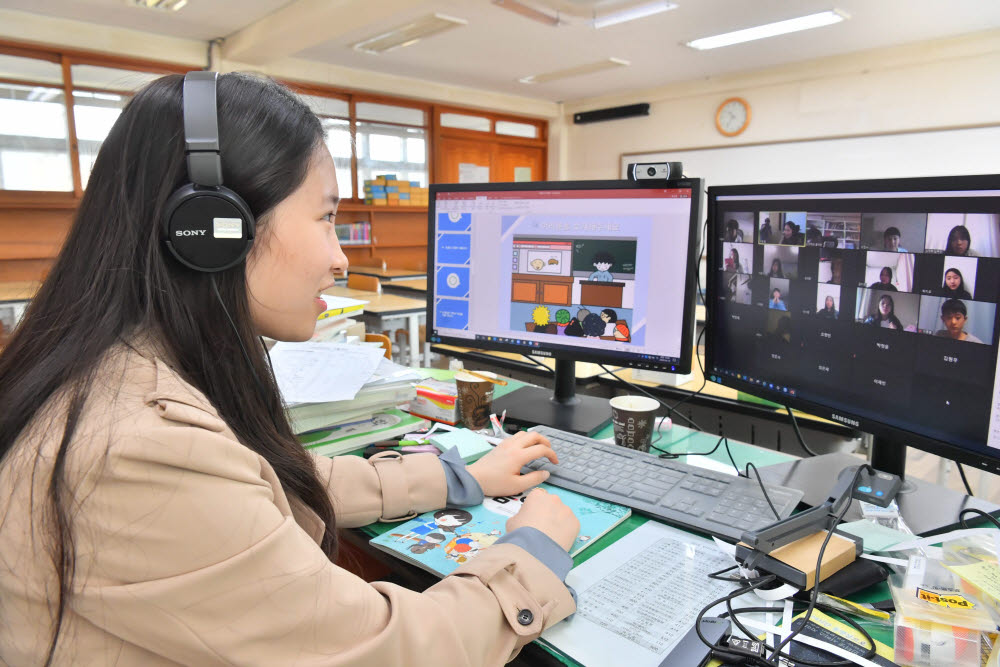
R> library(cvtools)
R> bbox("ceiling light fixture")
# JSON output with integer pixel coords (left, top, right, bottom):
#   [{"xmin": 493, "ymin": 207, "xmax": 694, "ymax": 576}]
[
  {"xmin": 519, "ymin": 57, "xmax": 629, "ymax": 84},
  {"xmin": 130, "ymin": 0, "xmax": 188, "ymax": 11},
  {"xmin": 685, "ymin": 9, "xmax": 849, "ymax": 50},
  {"xmin": 352, "ymin": 13, "xmax": 468, "ymax": 55},
  {"xmin": 593, "ymin": 1, "xmax": 677, "ymax": 29},
  {"xmin": 492, "ymin": 0, "xmax": 561, "ymax": 26}
]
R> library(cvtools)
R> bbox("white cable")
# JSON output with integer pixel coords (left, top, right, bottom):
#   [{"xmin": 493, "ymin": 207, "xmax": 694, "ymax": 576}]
[{"xmin": 739, "ymin": 617, "xmax": 883, "ymax": 667}]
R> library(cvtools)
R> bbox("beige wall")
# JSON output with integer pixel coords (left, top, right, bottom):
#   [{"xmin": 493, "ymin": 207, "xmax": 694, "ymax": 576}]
[{"xmin": 558, "ymin": 30, "xmax": 1000, "ymax": 180}]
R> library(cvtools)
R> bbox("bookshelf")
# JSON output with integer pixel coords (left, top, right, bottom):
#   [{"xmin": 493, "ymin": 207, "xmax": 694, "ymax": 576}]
[{"xmin": 337, "ymin": 204, "xmax": 428, "ymax": 270}]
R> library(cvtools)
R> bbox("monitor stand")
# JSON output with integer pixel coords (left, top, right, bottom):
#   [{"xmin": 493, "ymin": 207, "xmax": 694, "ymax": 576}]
[
  {"xmin": 759, "ymin": 437, "xmax": 1000, "ymax": 536},
  {"xmin": 492, "ymin": 358, "xmax": 611, "ymax": 437}
]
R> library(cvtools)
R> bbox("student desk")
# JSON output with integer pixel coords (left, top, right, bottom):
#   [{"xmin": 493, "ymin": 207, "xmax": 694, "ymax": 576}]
[
  {"xmin": 343, "ymin": 373, "xmax": 893, "ymax": 666},
  {"xmin": 381, "ymin": 277, "xmax": 427, "ymax": 295},
  {"xmin": 349, "ymin": 266, "xmax": 427, "ymax": 282},
  {"xmin": 0, "ymin": 281, "xmax": 39, "ymax": 302},
  {"xmin": 323, "ymin": 286, "xmax": 429, "ymax": 367}
]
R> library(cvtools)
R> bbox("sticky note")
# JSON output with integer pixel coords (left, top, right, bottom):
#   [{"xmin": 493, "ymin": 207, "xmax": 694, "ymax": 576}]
[
  {"xmin": 837, "ymin": 519, "xmax": 910, "ymax": 553},
  {"xmin": 429, "ymin": 429, "xmax": 493, "ymax": 463}
]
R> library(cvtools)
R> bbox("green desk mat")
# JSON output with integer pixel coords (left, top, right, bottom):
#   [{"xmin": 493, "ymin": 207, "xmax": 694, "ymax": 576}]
[{"xmin": 350, "ymin": 370, "xmax": 894, "ymax": 656}]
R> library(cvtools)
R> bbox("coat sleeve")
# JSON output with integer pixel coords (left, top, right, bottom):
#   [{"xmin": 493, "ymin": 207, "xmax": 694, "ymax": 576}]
[
  {"xmin": 311, "ymin": 450, "xmax": 448, "ymax": 527},
  {"xmin": 69, "ymin": 424, "xmax": 574, "ymax": 667}
]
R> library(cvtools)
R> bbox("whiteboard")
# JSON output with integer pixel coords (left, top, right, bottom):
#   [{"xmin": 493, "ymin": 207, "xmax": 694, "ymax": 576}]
[{"xmin": 620, "ymin": 125, "xmax": 1000, "ymax": 186}]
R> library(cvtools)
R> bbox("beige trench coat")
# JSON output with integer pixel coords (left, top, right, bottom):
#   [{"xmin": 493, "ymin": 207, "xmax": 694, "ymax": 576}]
[{"xmin": 0, "ymin": 342, "xmax": 574, "ymax": 665}]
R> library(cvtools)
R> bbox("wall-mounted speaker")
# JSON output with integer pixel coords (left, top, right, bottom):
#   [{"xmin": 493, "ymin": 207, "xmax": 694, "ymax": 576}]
[{"xmin": 573, "ymin": 103, "xmax": 649, "ymax": 124}]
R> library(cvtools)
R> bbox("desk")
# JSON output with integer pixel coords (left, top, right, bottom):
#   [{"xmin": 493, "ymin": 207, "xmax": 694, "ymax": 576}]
[
  {"xmin": 0, "ymin": 281, "xmax": 39, "ymax": 302},
  {"xmin": 349, "ymin": 266, "xmax": 427, "ymax": 282},
  {"xmin": 323, "ymin": 286, "xmax": 429, "ymax": 368},
  {"xmin": 381, "ymin": 278, "xmax": 427, "ymax": 295},
  {"xmin": 348, "ymin": 375, "xmax": 892, "ymax": 666}
]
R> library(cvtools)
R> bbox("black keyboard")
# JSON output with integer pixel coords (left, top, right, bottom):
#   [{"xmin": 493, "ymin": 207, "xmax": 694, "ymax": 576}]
[{"xmin": 524, "ymin": 425, "xmax": 804, "ymax": 542}]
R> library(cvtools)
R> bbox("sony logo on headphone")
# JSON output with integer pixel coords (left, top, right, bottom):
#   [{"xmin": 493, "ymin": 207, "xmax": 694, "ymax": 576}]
[{"xmin": 175, "ymin": 230, "xmax": 207, "ymax": 237}]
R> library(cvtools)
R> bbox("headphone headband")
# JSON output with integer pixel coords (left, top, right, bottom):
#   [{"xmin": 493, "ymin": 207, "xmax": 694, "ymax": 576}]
[
  {"xmin": 162, "ymin": 70, "xmax": 255, "ymax": 273},
  {"xmin": 182, "ymin": 71, "xmax": 223, "ymax": 187}
]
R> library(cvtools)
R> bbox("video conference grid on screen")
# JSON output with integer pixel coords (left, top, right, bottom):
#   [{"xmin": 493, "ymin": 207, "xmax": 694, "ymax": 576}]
[
  {"xmin": 711, "ymin": 189, "xmax": 1000, "ymax": 453},
  {"xmin": 428, "ymin": 187, "xmax": 695, "ymax": 368}
]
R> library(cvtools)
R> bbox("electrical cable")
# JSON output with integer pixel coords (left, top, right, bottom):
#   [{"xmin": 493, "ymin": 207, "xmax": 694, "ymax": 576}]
[
  {"xmin": 211, "ymin": 275, "xmax": 267, "ymax": 400},
  {"xmin": 598, "ymin": 362, "xmax": 704, "ymax": 432},
  {"xmin": 956, "ymin": 461, "xmax": 974, "ymax": 497},
  {"xmin": 785, "ymin": 405, "xmax": 820, "ymax": 457},
  {"xmin": 520, "ymin": 353, "xmax": 555, "ymax": 376},
  {"xmin": 692, "ymin": 465, "xmax": 877, "ymax": 666},
  {"xmin": 959, "ymin": 507, "xmax": 1000, "ymax": 531},
  {"xmin": 764, "ymin": 464, "xmax": 872, "ymax": 665},
  {"xmin": 745, "ymin": 462, "xmax": 780, "ymax": 520}
]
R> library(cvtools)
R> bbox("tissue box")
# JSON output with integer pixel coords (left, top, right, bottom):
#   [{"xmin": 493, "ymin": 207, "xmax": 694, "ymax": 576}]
[{"xmin": 408, "ymin": 379, "xmax": 458, "ymax": 425}]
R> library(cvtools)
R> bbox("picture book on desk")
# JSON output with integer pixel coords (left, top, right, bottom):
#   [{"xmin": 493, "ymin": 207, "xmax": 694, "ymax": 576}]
[{"xmin": 369, "ymin": 485, "xmax": 631, "ymax": 577}]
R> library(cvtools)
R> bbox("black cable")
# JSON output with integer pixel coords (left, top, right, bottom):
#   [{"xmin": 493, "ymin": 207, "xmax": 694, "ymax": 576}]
[
  {"xmin": 785, "ymin": 405, "xmax": 820, "ymax": 457},
  {"xmin": 720, "ymin": 603, "xmax": 877, "ymax": 667},
  {"xmin": 956, "ymin": 462, "xmax": 974, "ymax": 497},
  {"xmin": 211, "ymin": 275, "xmax": 267, "ymax": 400},
  {"xmin": 746, "ymin": 462, "xmax": 780, "ymax": 520},
  {"xmin": 520, "ymin": 353, "xmax": 555, "ymax": 376},
  {"xmin": 959, "ymin": 507, "xmax": 1000, "ymax": 531},
  {"xmin": 659, "ymin": 325, "xmax": 708, "ymax": 418},
  {"xmin": 765, "ymin": 465, "xmax": 872, "ymax": 665},
  {"xmin": 598, "ymin": 363, "xmax": 704, "ymax": 431}
]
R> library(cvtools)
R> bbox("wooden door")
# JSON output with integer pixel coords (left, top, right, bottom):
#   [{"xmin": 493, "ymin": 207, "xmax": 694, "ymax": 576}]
[
  {"xmin": 494, "ymin": 143, "xmax": 545, "ymax": 183},
  {"xmin": 435, "ymin": 137, "xmax": 493, "ymax": 184}
]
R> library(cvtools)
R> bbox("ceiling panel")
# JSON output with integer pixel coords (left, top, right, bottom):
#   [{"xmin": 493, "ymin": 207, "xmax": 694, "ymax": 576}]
[{"xmin": 7, "ymin": 0, "xmax": 1000, "ymax": 102}]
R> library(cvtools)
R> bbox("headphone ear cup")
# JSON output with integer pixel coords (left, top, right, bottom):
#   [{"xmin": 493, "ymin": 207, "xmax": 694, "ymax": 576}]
[{"xmin": 163, "ymin": 184, "xmax": 255, "ymax": 272}]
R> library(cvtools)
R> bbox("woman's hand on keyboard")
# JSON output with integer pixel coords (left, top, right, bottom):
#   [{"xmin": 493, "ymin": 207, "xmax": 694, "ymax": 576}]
[
  {"xmin": 467, "ymin": 430, "xmax": 559, "ymax": 497},
  {"xmin": 506, "ymin": 488, "xmax": 580, "ymax": 552}
]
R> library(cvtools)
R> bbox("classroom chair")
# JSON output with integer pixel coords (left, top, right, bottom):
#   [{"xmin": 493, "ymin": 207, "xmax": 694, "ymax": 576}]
[
  {"xmin": 347, "ymin": 273, "xmax": 382, "ymax": 293},
  {"xmin": 364, "ymin": 333, "xmax": 393, "ymax": 359}
]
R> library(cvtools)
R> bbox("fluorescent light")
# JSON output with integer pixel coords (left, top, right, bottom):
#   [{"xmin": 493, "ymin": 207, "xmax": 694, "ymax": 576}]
[
  {"xmin": 593, "ymin": 1, "xmax": 677, "ymax": 29},
  {"xmin": 520, "ymin": 57, "xmax": 629, "ymax": 84},
  {"xmin": 685, "ymin": 9, "xmax": 849, "ymax": 50},
  {"xmin": 130, "ymin": 0, "xmax": 188, "ymax": 10},
  {"xmin": 492, "ymin": 0, "xmax": 562, "ymax": 26},
  {"xmin": 352, "ymin": 14, "xmax": 468, "ymax": 55}
]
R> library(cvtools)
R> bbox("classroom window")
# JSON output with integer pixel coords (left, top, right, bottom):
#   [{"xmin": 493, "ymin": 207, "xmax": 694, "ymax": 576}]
[
  {"xmin": 320, "ymin": 118, "xmax": 354, "ymax": 200},
  {"xmin": 356, "ymin": 121, "xmax": 427, "ymax": 192},
  {"xmin": 440, "ymin": 112, "xmax": 491, "ymax": 132},
  {"xmin": 496, "ymin": 120, "xmax": 539, "ymax": 139},
  {"xmin": 70, "ymin": 65, "xmax": 162, "ymax": 187},
  {"xmin": 356, "ymin": 102, "xmax": 425, "ymax": 126},
  {"xmin": 0, "ymin": 54, "xmax": 73, "ymax": 192}
]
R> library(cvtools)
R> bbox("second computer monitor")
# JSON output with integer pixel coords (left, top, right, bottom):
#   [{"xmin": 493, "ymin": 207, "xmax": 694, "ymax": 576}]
[{"xmin": 426, "ymin": 179, "xmax": 702, "ymax": 374}]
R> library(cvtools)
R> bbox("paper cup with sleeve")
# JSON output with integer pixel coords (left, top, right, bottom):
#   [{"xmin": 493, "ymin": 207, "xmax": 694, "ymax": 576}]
[
  {"xmin": 610, "ymin": 395, "xmax": 660, "ymax": 453},
  {"xmin": 454, "ymin": 371, "xmax": 497, "ymax": 431}
]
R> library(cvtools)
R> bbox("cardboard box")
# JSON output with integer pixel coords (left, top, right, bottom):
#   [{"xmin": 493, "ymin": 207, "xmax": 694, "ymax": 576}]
[{"xmin": 408, "ymin": 379, "xmax": 458, "ymax": 425}]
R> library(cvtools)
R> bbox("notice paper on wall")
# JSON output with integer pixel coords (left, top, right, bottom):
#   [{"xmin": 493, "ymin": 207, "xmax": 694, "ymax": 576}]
[
  {"xmin": 458, "ymin": 163, "xmax": 489, "ymax": 183},
  {"xmin": 540, "ymin": 520, "xmax": 740, "ymax": 667}
]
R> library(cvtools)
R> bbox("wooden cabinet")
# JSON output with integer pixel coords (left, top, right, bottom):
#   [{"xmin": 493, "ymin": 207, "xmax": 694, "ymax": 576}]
[
  {"xmin": 510, "ymin": 275, "xmax": 573, "ymax": 305},
  {"xmin": 337, "ymin": 204, "xmax": 428, "ymax": 270}
]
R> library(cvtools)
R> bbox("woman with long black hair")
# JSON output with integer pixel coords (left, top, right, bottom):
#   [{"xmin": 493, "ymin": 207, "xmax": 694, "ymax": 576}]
[{"xmin": 0, "ymin": 73, "xmax": 577, "ymax": 665}]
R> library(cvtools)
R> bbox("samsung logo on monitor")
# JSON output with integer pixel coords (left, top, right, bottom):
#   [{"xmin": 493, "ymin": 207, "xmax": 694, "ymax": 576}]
[
  {"xmin": 533, "ymin": 350, "xmax": 552, "ymax": 357},
  {"xmin": 831, "ymin": 414, "xmax": 860, "ymax": 428}
]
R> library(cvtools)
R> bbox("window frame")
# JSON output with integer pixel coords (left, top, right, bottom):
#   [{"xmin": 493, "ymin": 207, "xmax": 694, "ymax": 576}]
[{"xmin": 0, "ymin": 39, "xmax": 548, "ymax": 209}]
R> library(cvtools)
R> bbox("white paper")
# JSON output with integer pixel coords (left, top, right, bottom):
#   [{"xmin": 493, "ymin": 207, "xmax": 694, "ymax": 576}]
[
  {"xmin": 458, "ymin": 162, "xmax": 489, "ymax": 183},
  {"xmin": 541, "ymin": 521, "xmax": 739, "ymax": 667},
  {"xmin": 269, "ymin": 341, "xmax": 385, "ymax": 404}
]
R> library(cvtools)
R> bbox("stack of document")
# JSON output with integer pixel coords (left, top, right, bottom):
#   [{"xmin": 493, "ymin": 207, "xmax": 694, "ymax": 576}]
[
  {"xmin": 312, "ymin": 295, "xmax": 367, "ymax": 343},
  {"xmin": 269, "ymin": 341, "xmax": 425, "ymax": 454}
]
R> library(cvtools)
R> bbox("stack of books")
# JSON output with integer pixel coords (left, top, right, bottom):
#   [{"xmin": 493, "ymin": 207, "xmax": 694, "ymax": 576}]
[{"xmin": 312, "ymin": 295, "xmax": 367, "ymax": 343}]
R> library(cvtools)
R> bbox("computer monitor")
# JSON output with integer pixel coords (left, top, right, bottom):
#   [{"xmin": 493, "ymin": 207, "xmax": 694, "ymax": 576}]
[
  {"xmin": 427, "ymin": 178, "xmax": 702, "ymax": 435},
  {"xmin": 705, "ymin": 174, "xmax": 1000, "ymax": 531}
]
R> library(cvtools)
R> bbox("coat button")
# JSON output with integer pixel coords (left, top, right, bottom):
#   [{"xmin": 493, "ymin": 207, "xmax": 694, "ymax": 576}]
[{"xmin": 517, "ymin": 609, "xmax": 534, "ymax": 626}]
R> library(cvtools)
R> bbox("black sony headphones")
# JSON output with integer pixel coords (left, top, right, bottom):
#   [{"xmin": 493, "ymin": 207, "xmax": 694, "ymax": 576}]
[{"xmin": 162, "ymin": 71, "xmax": 255, "ymax": 273}]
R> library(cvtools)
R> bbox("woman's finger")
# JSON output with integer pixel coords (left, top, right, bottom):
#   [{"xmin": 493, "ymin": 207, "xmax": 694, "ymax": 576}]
[{"xmin": 514, "ymin": 443, "xmax": 559, "ymax": 466}]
